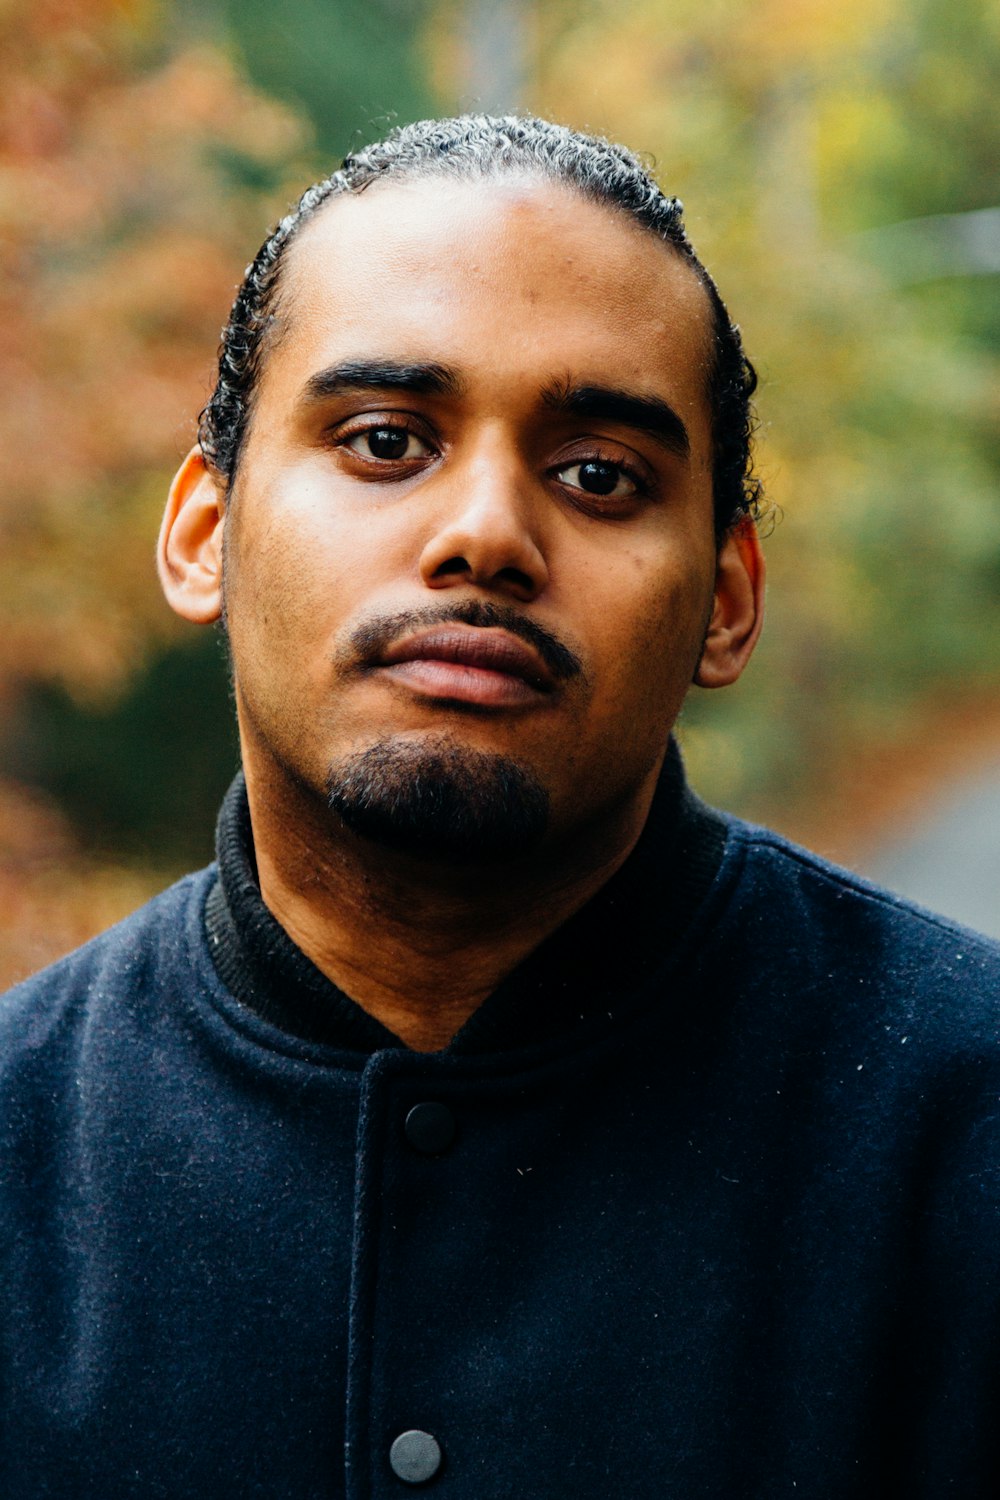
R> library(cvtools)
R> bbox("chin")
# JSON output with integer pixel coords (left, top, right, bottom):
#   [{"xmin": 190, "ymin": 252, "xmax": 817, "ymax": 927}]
[{"xmin": 324, "ymin": 734, "xmax": 550, "ymax": 863}]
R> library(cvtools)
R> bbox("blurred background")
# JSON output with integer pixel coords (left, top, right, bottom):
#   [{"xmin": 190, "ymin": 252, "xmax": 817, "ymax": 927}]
[{"xmin": 2, "ymin": 0, "xmax": 999, "ymax": 985}]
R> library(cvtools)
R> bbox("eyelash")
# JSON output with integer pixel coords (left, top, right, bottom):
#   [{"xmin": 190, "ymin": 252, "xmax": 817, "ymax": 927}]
[
  {"xmin": 333, "ymin": 416, "xmax": 434, "ymax": 459},
  {"xmin": 552, "ymin": 450, "xmax": 648, "ymax": 499}
]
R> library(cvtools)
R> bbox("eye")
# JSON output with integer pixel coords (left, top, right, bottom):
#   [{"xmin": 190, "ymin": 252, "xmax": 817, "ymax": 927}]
[
  {"xmin": 555, "ymin": 459, "xmax": 638, "ymax": 500},
  {"xmin": 345, "ymin": 425, "xmax": 432, "ymax": 461}
]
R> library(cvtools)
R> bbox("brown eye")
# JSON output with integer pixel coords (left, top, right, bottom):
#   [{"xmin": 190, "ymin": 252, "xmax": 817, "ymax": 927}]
[
  {"xmin": 579, "ymin": 461, "xmax": 621, "ymax": 495},
  {"xmin": 346, "ymin": 426, "xmax": 430, "ymax": 460},
  {"xmin": 556, "ymin": 460, "xmax": 637, "ymax": 499}
]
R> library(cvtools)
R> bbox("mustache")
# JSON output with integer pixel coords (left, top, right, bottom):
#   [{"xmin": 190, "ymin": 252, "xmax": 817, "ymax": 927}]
[{"xmin": 344, "ymin": 600, "xmax": 584, "ymax": 683}]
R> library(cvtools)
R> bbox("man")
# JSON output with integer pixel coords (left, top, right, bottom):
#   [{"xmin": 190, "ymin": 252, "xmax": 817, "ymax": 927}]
[{"xmin": 2, "ymin": 115, "xmax": 999, "ymax": 1497}]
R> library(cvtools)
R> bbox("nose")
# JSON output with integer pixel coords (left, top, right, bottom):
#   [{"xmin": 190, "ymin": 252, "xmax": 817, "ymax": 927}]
[{"xmin": 417, "ymin": 447, "xmax": 549, "ymax": 603}]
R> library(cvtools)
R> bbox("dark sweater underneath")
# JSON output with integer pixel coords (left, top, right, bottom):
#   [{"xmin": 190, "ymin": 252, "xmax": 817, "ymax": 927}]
[{"xmin": 3, "ymin": 769, "xmax": 1000, "ymax": 1497}]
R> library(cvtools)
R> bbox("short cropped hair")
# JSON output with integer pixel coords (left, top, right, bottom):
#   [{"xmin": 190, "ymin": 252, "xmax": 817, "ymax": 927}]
[{"xmin": 199, "ymin": 114, "xmax": 763, "ymax": 535}]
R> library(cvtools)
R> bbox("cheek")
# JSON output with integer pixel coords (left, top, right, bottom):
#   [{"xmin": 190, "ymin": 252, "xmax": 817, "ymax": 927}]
[
  {"xmin": 227, "ymin": 483, "xmax": 363, "ymax": 641},
  {"xmin": 223, "ymin": 514, "xmax": 349, "ymax": 726},
  {"xmin": 544, "ymin": 555, "xmax": 711, "ymax": 822},
  {"xmin": 591, "ymin": 555, "xmax": 713, "ymax": 734}
]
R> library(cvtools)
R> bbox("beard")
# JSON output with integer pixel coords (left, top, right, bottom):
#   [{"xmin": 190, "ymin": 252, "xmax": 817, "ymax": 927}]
[{"xmin": 325, "ymin": 736, "xmax": 550, "ymax": 863}]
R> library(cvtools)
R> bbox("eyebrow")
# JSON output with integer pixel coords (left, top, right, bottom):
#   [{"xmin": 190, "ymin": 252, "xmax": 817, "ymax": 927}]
[
  {"xmin": 301, "ymin": 359, "xmax": 463, "ymax": 404},
  {"xmin": 298, "ymin": 361, "xmax": 690, "ymax": 461},
  {"xmin": 541, "ymin": 379, "xmax": 690, "ymax": 460}
]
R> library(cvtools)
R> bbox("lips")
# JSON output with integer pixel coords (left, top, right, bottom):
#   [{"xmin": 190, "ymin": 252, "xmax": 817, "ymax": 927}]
[{"xmin": 375, "ymin": 625, "xmax": 557, "ymax": 707}]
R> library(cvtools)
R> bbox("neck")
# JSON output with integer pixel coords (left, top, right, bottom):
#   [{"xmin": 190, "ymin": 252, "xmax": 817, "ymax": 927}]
[{"xmin": 244, "ymin": 758, "xmax": 660, "ymax": 1052}]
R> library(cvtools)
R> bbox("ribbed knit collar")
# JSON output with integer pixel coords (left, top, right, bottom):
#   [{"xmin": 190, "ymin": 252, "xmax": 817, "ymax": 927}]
[{"xmin": 204, "ymin": 739, "xmax": 728, "ymax": 1056}]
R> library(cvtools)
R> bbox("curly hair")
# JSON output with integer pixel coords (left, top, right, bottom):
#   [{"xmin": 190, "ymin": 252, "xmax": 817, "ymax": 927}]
[{"xmin": 199, "ymin": 114, "xmax": 763, "ymax": 535}]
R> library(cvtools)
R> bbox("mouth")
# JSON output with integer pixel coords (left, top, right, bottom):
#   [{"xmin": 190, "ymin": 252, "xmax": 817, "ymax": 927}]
[{"xmin": 374, "ymin": 625, "xmax": 558, "ymax": 708}]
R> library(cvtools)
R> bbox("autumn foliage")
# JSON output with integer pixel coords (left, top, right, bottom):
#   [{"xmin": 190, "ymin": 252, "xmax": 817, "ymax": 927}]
[{"xmin": 0, "ymin": 0, "xmax": 306, "ymax": 983}]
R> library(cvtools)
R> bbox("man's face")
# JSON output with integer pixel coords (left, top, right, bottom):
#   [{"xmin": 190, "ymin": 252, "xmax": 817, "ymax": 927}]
[{"xmin": 220, "ymin": 174, "xmax": 732, "ymax": 856}]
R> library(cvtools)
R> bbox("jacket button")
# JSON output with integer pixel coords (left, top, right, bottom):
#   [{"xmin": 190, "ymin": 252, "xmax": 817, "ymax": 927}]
[
  {"xmin": 404, "ymin": 1102, "xmax": 456, "ymax": 1155},
  {"xmin": 389, "ymin": 1429, "xmax": 442, "ymax": 1483}
]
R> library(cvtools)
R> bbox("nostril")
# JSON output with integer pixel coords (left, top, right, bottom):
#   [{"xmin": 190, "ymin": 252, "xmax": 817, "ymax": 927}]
[
  {"xmin": 431, "ymin": 555, "xmax": 471, "ymax": 581},
  {"xmin": 496, "ymin": 566, "xmax": 536, "ymax": 598}
]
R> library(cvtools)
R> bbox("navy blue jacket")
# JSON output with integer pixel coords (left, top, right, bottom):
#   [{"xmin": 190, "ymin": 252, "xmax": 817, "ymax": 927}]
[{"xmin": 2, "ymin": 795, "xmax": 1000, "ymax": 1497}]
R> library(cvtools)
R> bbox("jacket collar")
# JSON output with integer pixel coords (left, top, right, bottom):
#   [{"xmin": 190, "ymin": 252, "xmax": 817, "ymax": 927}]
[{"xmin": 204, "ymin": 739, "xmax": 728, "ymax": 1056}]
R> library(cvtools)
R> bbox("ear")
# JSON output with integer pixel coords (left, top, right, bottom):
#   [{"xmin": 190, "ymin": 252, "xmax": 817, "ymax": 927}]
[
  {"xmin": 157, "ymin": 447, "xmax": 225, "ymax": 624},
  {"xmin": 694, "ymin": 519, "xmax": 766, "ymax": 689}
]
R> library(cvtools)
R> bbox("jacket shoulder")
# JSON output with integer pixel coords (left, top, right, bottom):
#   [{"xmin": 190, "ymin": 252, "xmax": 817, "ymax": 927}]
[
  {"xmin": 721, "ymin": 817, "xmax": 1000, "ymax": 1024},
  {"xmin": 0, "ymin": 867, "xmax": 216, "ymax": 1052}
]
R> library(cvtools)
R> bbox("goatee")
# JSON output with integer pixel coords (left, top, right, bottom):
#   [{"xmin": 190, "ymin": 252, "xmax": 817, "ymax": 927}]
[{"xmin": 326, "ymin": 737, "xmax": 549, "ymax": 862}]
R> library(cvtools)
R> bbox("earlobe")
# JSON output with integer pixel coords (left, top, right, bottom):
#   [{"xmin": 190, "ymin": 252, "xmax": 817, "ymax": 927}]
[
  {"xmin": 694, "ymin": 519, "xmax": 766, "ymax": 689},
  {"xmin": 157, "ymin": 448, "xmax": 226, "ymax": 624}
]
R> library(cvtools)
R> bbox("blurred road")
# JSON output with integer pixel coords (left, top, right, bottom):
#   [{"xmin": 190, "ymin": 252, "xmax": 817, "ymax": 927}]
[{"xmin": 857, "ymin": 759, "xmax": 1000, "ymax": 939}]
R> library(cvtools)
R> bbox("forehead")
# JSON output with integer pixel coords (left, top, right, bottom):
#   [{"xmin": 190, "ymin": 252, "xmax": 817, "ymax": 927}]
[{"xmin": 265, "ymin": 174, "xmax": 714, "ymax": 450}]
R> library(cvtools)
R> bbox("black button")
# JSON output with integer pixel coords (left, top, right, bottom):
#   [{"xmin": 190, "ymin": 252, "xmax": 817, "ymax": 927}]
[
  {"xmin": 404, "ymin": 1102, "xmax": 456, "ymax": 1155},
  {"xmin": 389, "ymin": 1429, "xmax": 442, "ymax": 1484}
]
